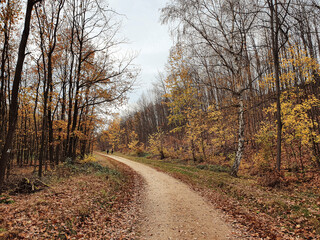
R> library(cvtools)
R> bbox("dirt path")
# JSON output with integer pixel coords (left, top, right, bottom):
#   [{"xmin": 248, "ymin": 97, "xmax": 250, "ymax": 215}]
[{"xmin": 98, "ymin": 153, "xmax": 236, "ymax": 240}]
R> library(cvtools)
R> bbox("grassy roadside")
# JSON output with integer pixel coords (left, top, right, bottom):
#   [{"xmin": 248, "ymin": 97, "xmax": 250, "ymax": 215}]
[
  {"xmin": 115, "ymin": 152, "xmax": 320, "ymax": 239},
  {"xmin": 0, "ymin": 155, "xmax": 142, "ymax": 239}
]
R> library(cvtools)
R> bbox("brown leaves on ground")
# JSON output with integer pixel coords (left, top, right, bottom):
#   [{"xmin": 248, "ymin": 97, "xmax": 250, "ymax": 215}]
[
  {"xmin": 163, "ymin": 168, "xmax": 320, "ymax": 239},
  {"xmin": 193, "ymin": 181, "xmax": 320, "ymax": 239},
  {"xmin": 0, "ymin": 160, "xmax": 143, "ymax": 240}
]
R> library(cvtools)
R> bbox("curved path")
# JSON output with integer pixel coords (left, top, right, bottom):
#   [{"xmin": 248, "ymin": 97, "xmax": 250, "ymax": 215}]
[{"xmin": 99, "ymin": 153, "xmax": 235, "ymax": 240}]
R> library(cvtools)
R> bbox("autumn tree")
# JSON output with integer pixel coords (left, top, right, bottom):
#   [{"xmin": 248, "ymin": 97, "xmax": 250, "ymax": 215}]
[
  {"xmin": 265, "ymin": 0, "xmax": 290, "ymax": 171},
  {"xmin": 0, "ymin": 0, "xmax": 22, "ymax": 146},
  {"xmin": 34, "ymin": 0, "xmax": 65, "ymax": 177},
  {"xmin": 0, "ymin": 0, "xmax": 42, "ymax": 189},
  {"xmin": 265, "ymin": 46, "xmax": 320, "ymax": 170},
  {"xmin": 148, "ymin": 127, "xmax": 166, "ymax": 159},
  {"xmin": 164, "ymin": 47, "xmax": 203, "ymax": 161},
  {"xmin": 62, "ymin": 0, "xmax": 138, "ymax": 161},
  {"xmin": 0, "ymin": 0, "xmax": 138, "ymax": 187},
  {"xmin": 161, "ymin": 0, "xmax": 262, "ymax": 175}
]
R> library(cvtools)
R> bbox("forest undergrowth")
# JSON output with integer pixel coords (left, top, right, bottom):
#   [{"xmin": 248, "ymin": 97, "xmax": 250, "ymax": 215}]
[
  {"xmin": 115, "ymin": 152, "xmax": 320, "ymax": 239},
  {"xmin": 0, "ymin": 154, "xmax": 143, "ymax": 239}
]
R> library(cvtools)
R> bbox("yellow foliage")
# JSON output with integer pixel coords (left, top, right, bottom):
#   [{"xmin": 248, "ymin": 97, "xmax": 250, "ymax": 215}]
[
  {"xmin": 262, "ymin": 46, "xmax": 320, "ymax": 90},
  {"xmin": 148, "ymin": 128, "xmax": 165, "ymax": 156},
  {"xmin": 255, "ymin": 121, "xmax": 276, "ymax": 164},
  {"xmin": 261, "ymin": 44, "xmax": 320, "ymax": 159},
  {"xmin": 208, "ymin": 106, "xmax": 235, "ymax": 152},
  {"xmin": 128, "ymin": 131, "xmax": 139, "ymax": 151},
  {"xmin": 164, "ymin": 47, "xmax": 200, "ymax": 129},
  {"xmin": 81, "ymin": 154, "xmax": 97, "ymax": 163},
  {"xmin": 266, "ymin": 91, "xmax": 320, "ymax": 147},
  {"xmin": 103, "ymin": 118, "xmax": 124, "ymax": 150}
]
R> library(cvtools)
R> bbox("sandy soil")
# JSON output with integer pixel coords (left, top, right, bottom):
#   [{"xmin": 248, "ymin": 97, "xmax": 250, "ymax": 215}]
[{"xmin": 98, "ymin": 153, "xmax": 237, "ymax": 240}]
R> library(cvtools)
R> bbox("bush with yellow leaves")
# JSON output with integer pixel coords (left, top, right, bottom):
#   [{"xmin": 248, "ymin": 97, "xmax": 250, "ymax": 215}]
[{"xmin": 81, "ymin": 154, "xmax": 97, "ymax": 163}]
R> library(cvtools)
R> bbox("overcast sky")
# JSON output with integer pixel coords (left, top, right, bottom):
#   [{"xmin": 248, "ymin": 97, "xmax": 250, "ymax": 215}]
[{"xmin": 108, "ymin": 0, "xmax": 172, "ymax": 107}]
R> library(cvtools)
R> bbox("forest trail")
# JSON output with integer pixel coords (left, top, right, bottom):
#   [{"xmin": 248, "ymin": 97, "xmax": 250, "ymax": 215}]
[{"xmin": 97, "ymin": 153, "xmax": 235, "ymax": 240}]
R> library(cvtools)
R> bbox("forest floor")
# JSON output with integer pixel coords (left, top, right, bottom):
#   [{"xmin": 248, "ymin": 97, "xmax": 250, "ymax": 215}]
[
  {"xmin": 113, "ymin": 152, "xmax": 320, "ymax": 240},
  {"xmin": 97, "ymin": 152, "xmax": 245, "ymax": 240},
  {"xmin": 0, "ymin": 155, "xmax": 144, "ymax": 239},
  {"xmin": 1, "ymin": 153, "xmax": 319, "ymax": 239}
]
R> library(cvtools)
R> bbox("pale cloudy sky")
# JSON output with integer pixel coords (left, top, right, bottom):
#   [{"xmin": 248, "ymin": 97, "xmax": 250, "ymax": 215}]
[{"xmin": 108, "ymin": 0, "xmax": 173, "ymax": 106}]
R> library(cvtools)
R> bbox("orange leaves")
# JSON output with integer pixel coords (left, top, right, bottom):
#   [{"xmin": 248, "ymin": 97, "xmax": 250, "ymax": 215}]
[
  {"xmin": 52, "ymin": 119, "xmax": 67, "ymax": 139},
  {"xmin": 95, "ymin": 87, "xmax": 112, "ymax": 100},
  {"xmin": 0, "ymin": 0, "xmax": 22, "ymax": 27},
  {"xmin": 0, "ymin": 163, "xmax": 142, "ymax": 239}
]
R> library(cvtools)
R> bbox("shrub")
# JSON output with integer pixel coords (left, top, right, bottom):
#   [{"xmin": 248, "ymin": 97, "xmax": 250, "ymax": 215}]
[{"xmin": 81, "ymin": 154, "xmax": 97, "ymax": 163}]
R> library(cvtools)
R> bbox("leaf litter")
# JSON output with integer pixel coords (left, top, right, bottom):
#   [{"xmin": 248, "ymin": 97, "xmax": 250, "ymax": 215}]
[{"xmin": 0, "ymin": 157, "xmax": 144, "ymax": 240}]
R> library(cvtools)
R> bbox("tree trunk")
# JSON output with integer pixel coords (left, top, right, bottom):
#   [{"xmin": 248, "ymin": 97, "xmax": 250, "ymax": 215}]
[
  {"xmin": 48, "ymin": 58, "xmax": 54, "ymax": 166},
  {"xmin": 231, "ymin": 94, "xmax": 245, "ymax": 177},
  {"xmin": 36, "ymin": 6, "xmax": 48, "ymax": 178},
  {"xmin": 0, "ymin": 0, "xmax": 40, "ymax": 189},
  {"xmin": 201, "ymin": 136, "xmax": 206, "ymax": 162},
  {"xmin": 191, "ymin": 139, "xmax": 196, "ymax": 162},
  {"xmin": 68, "ymin": 38, "xmax": 83, "ymax": 161},
  {"xmin": 270, "ymin": 0, "xmax": 282, "ymax": 171},
  {"xmin": 0, "ymin": 10, "xmax": 9, "ymax": 140}
]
